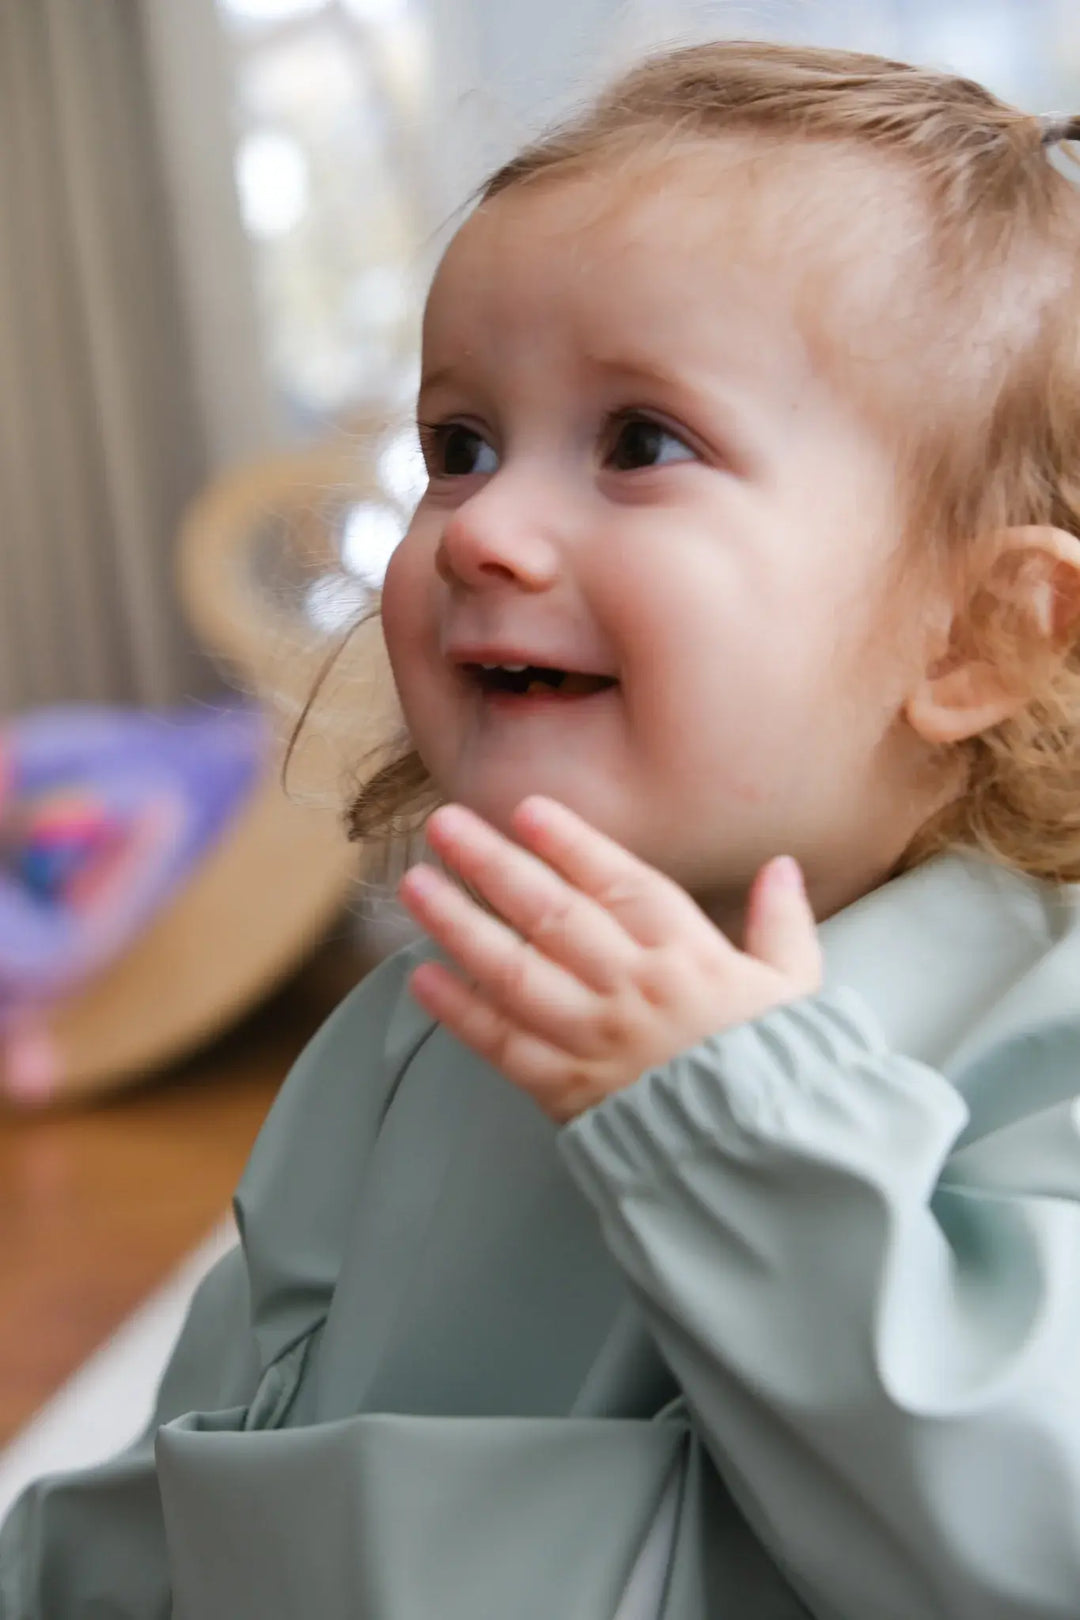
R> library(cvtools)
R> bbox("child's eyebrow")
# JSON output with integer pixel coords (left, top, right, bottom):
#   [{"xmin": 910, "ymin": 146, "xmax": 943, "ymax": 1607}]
[
  {"xmin": 416, "ymin": 350, "xmax": 764, "ymax": 469},
  {"xmin": 416, "ymin": 363, "xmax": 461, "ymax": 400},
  {"xmin": 419, "ymin": 355, "xmax": 697, "ymax": 400},
  {"xmin": 584, "ymin": 352, "xmax": 763, "ymax": 465},
  {"xmin": 582, "ymin": 353, "xmax": 753, "ymax": 430},
  {"xmin": 581, "ymin": 353, "xmax": 690, "ymax": 393}
]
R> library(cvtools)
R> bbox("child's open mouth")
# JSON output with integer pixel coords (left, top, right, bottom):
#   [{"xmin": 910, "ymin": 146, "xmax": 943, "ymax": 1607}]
[{"xmin": 464, "ymin": 663, "xmax": 618, "ymax": 700}]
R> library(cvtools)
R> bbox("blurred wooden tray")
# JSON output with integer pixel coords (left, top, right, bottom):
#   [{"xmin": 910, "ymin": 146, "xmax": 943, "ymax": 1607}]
[{"xmin": 6, "ymin": 426, "xmax": 402, "ymax": 1106}]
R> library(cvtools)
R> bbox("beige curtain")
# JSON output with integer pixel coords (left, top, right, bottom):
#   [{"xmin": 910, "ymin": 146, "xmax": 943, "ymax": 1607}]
[{"xmin": 0, "ymin": 0, "xmax": 212, "ymax": 710}]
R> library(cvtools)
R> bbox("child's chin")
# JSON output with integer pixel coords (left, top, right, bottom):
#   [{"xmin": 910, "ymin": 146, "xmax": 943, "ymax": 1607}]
[
  {"xmin": 450, "ymin": 784, "xmax": 537, "ymax": 835},
  {"xmin": 455, "ymin": 777, "xmax": 612, "ymax": 839}
]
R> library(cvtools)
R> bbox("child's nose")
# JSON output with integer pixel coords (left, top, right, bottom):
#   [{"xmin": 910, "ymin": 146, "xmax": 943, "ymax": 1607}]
[{"xmin": 435, "ymin": 486, "xmax": 562, "ymax": 592}]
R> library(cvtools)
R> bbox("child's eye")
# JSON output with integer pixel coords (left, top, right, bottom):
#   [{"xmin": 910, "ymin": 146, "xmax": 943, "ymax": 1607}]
[
  {"xmin": 419, "ymin": 423, "xmax": 499, "ymax": 478},
  {"xmin": 606, "ymin": 415, "xmax": 697, "ymax": 471}
]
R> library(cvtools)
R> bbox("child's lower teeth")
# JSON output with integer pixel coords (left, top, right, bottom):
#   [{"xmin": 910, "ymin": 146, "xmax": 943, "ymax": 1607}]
[{"xmin": 514, "ymin": 675, "xmax": 595, "ymax": 696}]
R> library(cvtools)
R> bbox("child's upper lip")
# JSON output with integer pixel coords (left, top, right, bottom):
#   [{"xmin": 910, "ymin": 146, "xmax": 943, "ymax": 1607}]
[{"xmin": 445, "ymin": 641, "xmax": 617, "ymax": 678}]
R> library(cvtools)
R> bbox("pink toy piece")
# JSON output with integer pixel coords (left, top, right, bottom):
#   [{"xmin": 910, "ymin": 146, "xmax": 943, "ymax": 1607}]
[{"xmin": 3, "ymin": 1020, "xmax": 62, "ymax": 1105}]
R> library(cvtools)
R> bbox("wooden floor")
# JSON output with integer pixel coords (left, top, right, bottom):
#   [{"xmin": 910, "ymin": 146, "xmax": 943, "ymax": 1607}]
[{"xmin": 0, "ymin": 933, "xmax": 374, "ymax": 1447}]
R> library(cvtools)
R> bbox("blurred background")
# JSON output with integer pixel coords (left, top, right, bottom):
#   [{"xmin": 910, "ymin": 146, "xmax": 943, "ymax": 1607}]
[{"xmin": 0, "ymin": 0, "xmax": 1077, "ymax": 1512}]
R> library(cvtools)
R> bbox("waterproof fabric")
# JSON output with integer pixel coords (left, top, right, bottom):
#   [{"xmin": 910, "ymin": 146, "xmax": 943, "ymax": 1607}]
[{"xmin": 3, "ymin": 846, "xmax": 1080, "ymax": 1619}]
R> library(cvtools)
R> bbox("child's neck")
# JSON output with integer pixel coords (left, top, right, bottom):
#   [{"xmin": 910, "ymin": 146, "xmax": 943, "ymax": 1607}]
[{"xmin": 700, "ymin": 853, "xmax": 902, "ymax": 949}]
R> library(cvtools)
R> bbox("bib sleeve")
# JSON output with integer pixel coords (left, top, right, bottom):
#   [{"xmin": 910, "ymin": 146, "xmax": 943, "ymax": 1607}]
[{"xmin": 559, "ymin": 987, "xmax": 1080, "ymax": 1620}]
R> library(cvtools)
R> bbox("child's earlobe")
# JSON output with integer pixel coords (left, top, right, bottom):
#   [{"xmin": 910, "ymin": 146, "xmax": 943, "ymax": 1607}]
[{"xmin": 904, "ymin": 660, "xmax": 1021, "ymax": 746}]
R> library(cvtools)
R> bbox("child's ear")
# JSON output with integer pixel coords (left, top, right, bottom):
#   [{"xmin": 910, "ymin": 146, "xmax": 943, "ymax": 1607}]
[{"xmin": 904, "ymin": 525, "xmax": 1080, "ymax": 747}]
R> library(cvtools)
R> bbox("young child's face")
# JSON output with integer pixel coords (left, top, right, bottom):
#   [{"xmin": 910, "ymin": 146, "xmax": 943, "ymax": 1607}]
[{"xmin": 382, "ymin": 149, "xmax": 948, "ymax": 923}]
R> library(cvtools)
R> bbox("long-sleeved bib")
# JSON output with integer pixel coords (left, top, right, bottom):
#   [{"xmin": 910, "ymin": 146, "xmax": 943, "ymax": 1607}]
[{"xmin": 3, "ymin": 847, "xmax": 1080, "ymax": 1619}]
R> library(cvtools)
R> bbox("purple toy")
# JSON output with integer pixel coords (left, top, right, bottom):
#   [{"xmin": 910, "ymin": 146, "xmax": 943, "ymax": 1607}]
[{"xmin": 0, "ymin": 700, "xmax": 267, "ymax": 1020}]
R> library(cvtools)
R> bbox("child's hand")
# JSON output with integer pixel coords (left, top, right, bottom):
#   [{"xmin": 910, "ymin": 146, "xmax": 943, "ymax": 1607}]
[{"xmin": 398, "ymin": 796, "xmax": 823, "ymax": 1124}]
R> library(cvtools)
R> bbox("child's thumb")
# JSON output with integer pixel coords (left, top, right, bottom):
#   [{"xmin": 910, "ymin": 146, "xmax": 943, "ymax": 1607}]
[{"xmin": 743, "ymin": 856, "xmax": 823, "ymax": 991}]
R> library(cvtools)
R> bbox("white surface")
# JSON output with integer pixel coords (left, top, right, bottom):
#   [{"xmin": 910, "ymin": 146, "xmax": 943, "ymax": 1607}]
[{"xmin": 0, "ymin": 1217, "xmax": 235, "ymax": 1523}]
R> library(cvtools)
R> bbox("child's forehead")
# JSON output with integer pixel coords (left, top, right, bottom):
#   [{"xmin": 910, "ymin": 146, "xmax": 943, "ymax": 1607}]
[{"xmin": 424, "ymin": 138, "xmax": 928, "ymax": 402}]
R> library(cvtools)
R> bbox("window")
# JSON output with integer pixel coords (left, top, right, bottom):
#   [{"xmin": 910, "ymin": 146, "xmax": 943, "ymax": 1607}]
[
  {"xmin": 217, "ymin": 0, "xmax": 432, "ymax": 435},
  {"xmin": 210, "ymin": 0, "xmax": 1080, "ymax": 605},
  {"xmin": 634, "ymin": 0, "xmax": 1080, "ymax": 107}
]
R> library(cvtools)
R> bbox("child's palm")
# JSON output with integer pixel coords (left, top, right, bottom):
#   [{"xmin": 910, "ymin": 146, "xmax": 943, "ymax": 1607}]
[{"xmin": 399, "ymin": 797, "xmax": 823, "ymax": 1124}]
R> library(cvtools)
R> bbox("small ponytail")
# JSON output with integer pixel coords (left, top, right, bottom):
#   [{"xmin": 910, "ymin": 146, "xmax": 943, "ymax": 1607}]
[{"xmin": 1038, "ymin": 112, "xmax": 1080, "ymax": 147}]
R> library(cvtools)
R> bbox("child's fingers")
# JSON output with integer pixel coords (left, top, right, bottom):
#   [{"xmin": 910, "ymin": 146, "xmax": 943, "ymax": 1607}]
[
  {"xmin": 741, "ymin": 856, "xmax": 823, "ymax": 990},
  {"xmin": 407, "ymin": 960, "xmax": 576, "ymax": 1110},
  {"xmin": 511, "ymin": 796, "xmax": 723, "ymax": 951},
  {"xmin": 423, "ymin": 804, "xmax": 638, "ymax": 991},
  {"xmin": 399, "ymin": 863, "xmax": 610, "ymax": 1057}
]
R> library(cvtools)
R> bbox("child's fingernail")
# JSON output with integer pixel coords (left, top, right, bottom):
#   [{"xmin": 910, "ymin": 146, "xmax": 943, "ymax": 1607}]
[
  {"xmin": 402, "ymin": 864, "xmax": 437, "ymax": 896},
  {"xmin": 430, "ymin": 804, "xmax": 464, "ymax": 834},
  {"xmin": 771, "ymin": 855, "xmax": 804, "ymax": 893},
  {"xmin": 515, "ymin": 797, "xmax": 548, "ymax": 830}
]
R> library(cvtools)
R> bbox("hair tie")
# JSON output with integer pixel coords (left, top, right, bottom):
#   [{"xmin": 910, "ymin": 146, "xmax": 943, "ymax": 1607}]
[{"xmin": 1039, "ymin": 112, "xmax": 1080, "ymax": 147}]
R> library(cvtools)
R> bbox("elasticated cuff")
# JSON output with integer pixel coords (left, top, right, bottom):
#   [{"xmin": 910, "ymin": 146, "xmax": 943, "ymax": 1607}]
[{"xmin": 558, "ymin": 986, "xmax": 929, "ymax": 1197}]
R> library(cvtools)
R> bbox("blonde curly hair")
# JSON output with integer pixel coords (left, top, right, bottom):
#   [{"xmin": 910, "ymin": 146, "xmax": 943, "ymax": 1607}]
[{"xmin": 342, "ymin": 39, "xmax": 1080, "ymax": 886}]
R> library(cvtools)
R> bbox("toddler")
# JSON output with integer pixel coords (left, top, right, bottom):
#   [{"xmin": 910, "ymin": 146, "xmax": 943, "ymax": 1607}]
[{"xmin": 6, "ymin": 39, "xmax": 1080, "ymax": 1620}]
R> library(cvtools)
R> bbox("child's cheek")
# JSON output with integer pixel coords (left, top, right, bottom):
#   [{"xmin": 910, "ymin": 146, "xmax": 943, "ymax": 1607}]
[
  {"xmin": 379, "ymin": 529, "xmax": 448, "ymax": 748},
  {"xmin": 378, "ymin": 532, "xmax": 411, "ymax": 658},
  {"xmin": 379, "ymin": 529, "xmax": 431, "ymax": 680}
]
